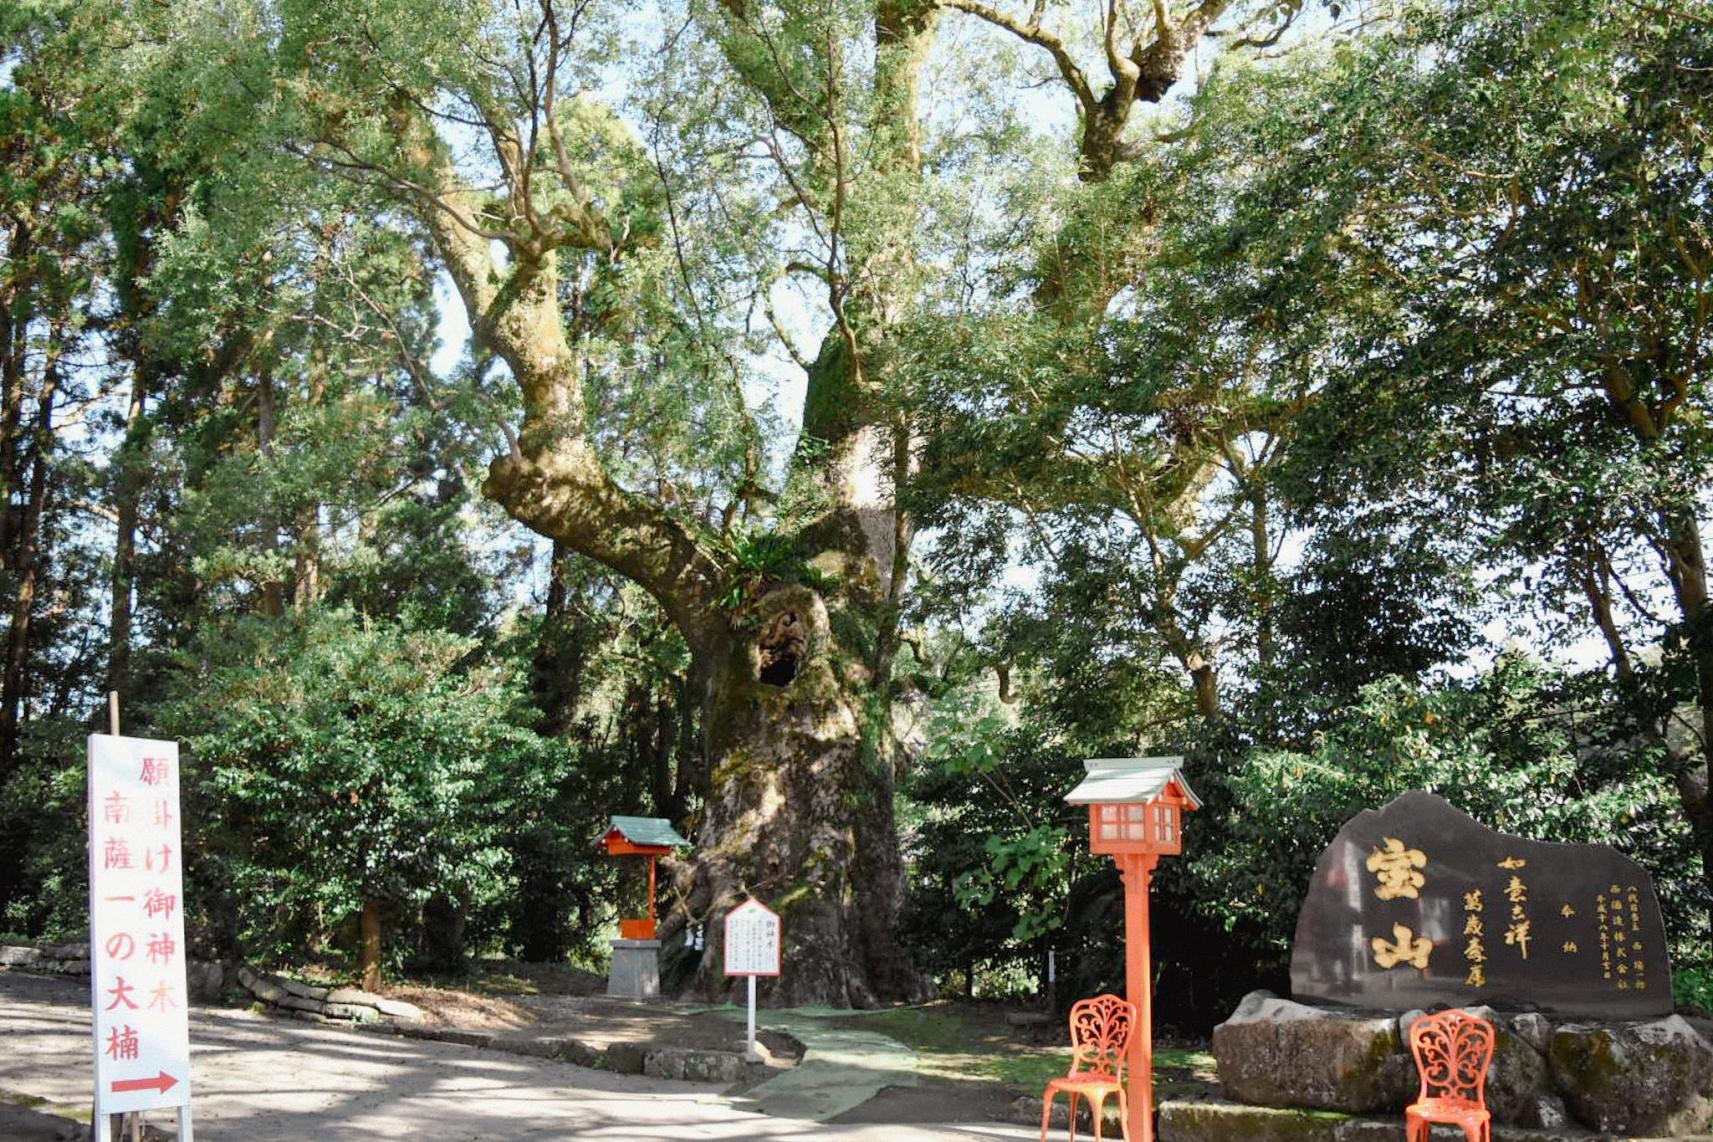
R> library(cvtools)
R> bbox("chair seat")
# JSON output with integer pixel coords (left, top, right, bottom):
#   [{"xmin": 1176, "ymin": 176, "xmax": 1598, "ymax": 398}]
[
  {"xmin": 1407, "ymin": 1097, "xmax": 1490, "ymax": 1121},
  {"xmin": 1046, "ymin": 1073, "xmax": 1121, "ymax": 1091}
]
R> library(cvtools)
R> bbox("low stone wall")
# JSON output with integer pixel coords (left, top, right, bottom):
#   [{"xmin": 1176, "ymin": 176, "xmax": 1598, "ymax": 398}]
[
  {"xmin": 1, "ymin": 941, "xmax": 225, "ymax": 1001},
  {"xmin": 234, "ymin": 965, "xmax": 424, "ymax": 1024},
  {"xmin": 1212, "ymin": 990, "xmax": 1713, "ymax": 1137},
  {"xmin": 1158, "ymin": 1098, "xmax": 1713, "ymax": 1142}
]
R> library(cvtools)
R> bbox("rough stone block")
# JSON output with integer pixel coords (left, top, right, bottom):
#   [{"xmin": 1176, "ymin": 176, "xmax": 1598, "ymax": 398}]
[
  {"xmin": 373, "ymin": 998, "xmax": 424, "ymax": 1021},
  {"xmin": 1159, "ymin": 1099, "xmax": 1603, "ymax": 1142},
  {"xmin": 275, "ymin": 975, "xmax": 330, "ymax": 1001},
  {"xmin": 325, "ymin": 987, "xmax": 378, "ymax": 1006},
  {"xmin": 1510, "ymin": 1013, "xmax": 1551, "ymax": 1055},
  {"xmin": 558, "ymin": 1038, "xmax": 602, "ymax": 1068},
  {"xmin": 239, "ymin": 966, "xmax": 288, "ymax": 1004},
  {"xmin": 1213, "ymin": 991, "xmax": 1413, "ymax": 1113},
  {"xmin": 0, "ymin": 945, "xmax": 42, "ymax": 966},
  {"xmin": 1158, "ymin": 1098, "xmax": 1348, "ymax": 1142},
  {"xmin": 603, "ymin": 1042, "xmax": 648, "ymax": 1075},
  {"xmin": 185, "ymin": 960, "xmax": 224, "ymax": 1001},
  {"xmin": 1484, "ymin": 1018, "xmax": 1553, "ymax": 1127},
  {"xmin": 275, "ymin": 994, "xmax": 324, "ymax": 1014},
  {"xmin": 1548, "ymin": 1016, "xmax": 1713, "ymax": 1135},
  {"xmin": 643, "ymin": 1047, "xmax": 743, "ymax": 1084},
  {"xmin": 322, "ymin": 1003, "xmax": 378, "ymax": 1023},
  {"xmin": 490, "ymin": 1033, "xmax": 559, "ymax": 1059},
  {"xmin": 1007, "ymin": 1094, "xmax": 1105, "ymax": 1131}
]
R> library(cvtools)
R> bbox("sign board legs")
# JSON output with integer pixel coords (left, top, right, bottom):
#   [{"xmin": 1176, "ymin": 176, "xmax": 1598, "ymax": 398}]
[
  {"xmin": 745, "ymin": 976, "xmax": 760, "ymax": 1062},
  {"xmin": 97, "ymin": 1103, "xmax": 193, "ymax": 1141}
]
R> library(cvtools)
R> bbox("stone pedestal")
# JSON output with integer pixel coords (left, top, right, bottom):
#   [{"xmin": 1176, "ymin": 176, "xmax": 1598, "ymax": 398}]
[
  {"xmin": 607, "ymin": 938, "xmax": 661, "ymax": 1000},
  {"xmin": 1210, "ymin": 990, "xmax": 1713, "ymax": 1136}
]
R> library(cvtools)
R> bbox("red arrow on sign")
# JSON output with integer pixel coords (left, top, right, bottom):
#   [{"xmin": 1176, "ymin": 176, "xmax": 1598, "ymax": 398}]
[{"xmin": 110, "ymin": 1071, "xmax": 178, "ymax": 1095}]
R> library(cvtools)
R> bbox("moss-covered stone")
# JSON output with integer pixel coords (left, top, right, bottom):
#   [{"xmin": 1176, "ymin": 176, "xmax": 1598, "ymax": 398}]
[
  {"xmin": 1213, "ymin": 992, "xmax": 1414, "ymax": 1113},
  {"xmin": 1159, "ymin": 1099, "xmax": 1350, "ymax": 1142},
  {"xmin": 1547, "ymin": 1017, "xmax": 1713, "ymax": 1134}
]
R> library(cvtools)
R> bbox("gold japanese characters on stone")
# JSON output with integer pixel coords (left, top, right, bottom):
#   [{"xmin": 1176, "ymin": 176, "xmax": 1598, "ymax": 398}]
[{"xmin": 1365, "ymin": 837, "xmax": 1428, "ymax": 901}]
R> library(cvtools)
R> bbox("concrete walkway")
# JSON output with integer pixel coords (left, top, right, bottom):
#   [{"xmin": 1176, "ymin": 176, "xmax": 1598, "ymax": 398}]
[
  {"xmin": 713, "ymin": 1008, "xmax": 919, "ymax": 1121},
  {"xmin": 0, "ymin": 972, "xmax": 1034, "ymax": 1141}
]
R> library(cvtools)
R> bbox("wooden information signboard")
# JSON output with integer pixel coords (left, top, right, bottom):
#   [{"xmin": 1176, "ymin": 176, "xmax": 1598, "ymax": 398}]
[
  {"xmin": 88, "ymin": 734, "xmax": 194, "ymax": 1139},
  {"xmin": 724, "ymin": 899, "xmax": 782, "ymax": 977},
  {"xmin": 723, "ymin": 898, "xmax": 781, "ymax": 1060}
]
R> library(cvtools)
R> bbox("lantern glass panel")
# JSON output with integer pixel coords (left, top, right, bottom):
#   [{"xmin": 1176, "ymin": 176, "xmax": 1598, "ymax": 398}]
[{"xmin": 1097, "ymin": 805, "xmax": 1118, "ymax": 842}]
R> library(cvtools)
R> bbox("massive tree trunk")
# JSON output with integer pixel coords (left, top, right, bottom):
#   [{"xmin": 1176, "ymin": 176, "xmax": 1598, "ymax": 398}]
[
  {"xmin": 394, "ymin": 60, "xmax": 928, "ymax": 1000},
  {"xmin": 675, "ymin": 582, "xmax": 914, "ymax": 1005}
]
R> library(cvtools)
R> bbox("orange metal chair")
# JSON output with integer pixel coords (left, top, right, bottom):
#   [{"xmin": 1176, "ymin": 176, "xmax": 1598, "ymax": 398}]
[
  {"xmin": 1039, "ymin": 993, "xmax": 1136, "ymax": 1142},
  {"xmin": 1406, "ymin": 1009, "xmax": 1496, "ymax": 1142}
]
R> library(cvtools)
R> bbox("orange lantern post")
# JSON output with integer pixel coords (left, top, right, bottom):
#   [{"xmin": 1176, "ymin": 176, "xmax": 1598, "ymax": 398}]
[{"xmin": 1064, "ymin": 758, "xmax": 1200, "ymax": 1142}]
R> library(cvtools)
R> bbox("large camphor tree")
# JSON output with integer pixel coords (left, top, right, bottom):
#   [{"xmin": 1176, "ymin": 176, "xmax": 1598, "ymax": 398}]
[
  {"xmin": 200, "ymin": 0, "xmax": 1292, "ymax": 1002},
  {"xmin": 253, "ymin": 0, "xmax": 943, "ymax": 1004}
]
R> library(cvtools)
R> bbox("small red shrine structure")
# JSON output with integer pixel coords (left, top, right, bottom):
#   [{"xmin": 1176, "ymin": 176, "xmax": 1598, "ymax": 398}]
[
  {"xmin": 599, "ymin": 815, "xmax": 689, "ymax": 941},
  {"xmin": 1065, "ymin": 757, "xmax": 1200, "ymax": 1142}
]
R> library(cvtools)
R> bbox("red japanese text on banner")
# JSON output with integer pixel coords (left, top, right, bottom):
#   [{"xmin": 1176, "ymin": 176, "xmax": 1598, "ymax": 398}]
[{"xmin": 88, "ymin": 734, "xmax": 192, "ymax": 1116}]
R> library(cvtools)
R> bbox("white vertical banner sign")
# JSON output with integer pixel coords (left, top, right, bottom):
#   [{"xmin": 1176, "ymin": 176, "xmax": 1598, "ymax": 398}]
[
  {"xmin": 723, "ymin": 898, "xmax": 782, "ymax": 1062},
  {"xmin": 88, "ymin": 734, "xmax": 193, "ymax": 1135}
]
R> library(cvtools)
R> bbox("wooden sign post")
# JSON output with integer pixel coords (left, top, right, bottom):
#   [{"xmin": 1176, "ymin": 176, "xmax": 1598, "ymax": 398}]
[
  {"xmin": 722, "ymin": 898, "xmax": 781, "ymax": 1062},
  {"xmin": 88, "ymin": 733, "xmax": 193, "ymax": 1141}
]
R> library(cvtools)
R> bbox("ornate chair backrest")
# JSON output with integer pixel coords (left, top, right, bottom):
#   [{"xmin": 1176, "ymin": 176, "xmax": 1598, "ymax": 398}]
[
  {"xmin": 1408, "ymin": 1009, "xmax": 1495, "ymax": 1106},
  {"xmin": 1067, "ymin": 994, "xmax": 1136, "ymax": 1079}
]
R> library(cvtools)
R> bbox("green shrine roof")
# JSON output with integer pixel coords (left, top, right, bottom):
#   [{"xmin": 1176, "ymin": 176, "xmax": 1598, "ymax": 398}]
[
  {"xmin": 604, "ymin": 815, "xmax": 691, "ymax": 848},
  {"xmin": 1065, "ymin": 757, "xmax": 1201, "ymax": 808}
]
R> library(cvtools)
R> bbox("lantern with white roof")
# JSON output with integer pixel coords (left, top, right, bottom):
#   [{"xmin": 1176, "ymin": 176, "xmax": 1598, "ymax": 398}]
[{"xmin": 1064, "ymin": 757, "xmax": 1200, "ymax": 1142}]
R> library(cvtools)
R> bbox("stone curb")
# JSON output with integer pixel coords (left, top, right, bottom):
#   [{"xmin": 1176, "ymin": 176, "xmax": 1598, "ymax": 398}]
[
  {"xmin": 350, "ymin": 1019, "xmax": 759, "ymax": 1084},
  {"xmin": 1, "ymin": 942, "xmax": 223, "ymax": 1001},
  {"xmin": 234, "ymin": 965, "xmax": 422, "ymax": 1025}
]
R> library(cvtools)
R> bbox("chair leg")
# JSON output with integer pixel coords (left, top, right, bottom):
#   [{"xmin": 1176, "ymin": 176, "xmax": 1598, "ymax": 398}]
[
  {"xmin": 1116, "ymin": 1087, "xmax": 1132, "ymax": 1142},
  {"xmin": 1067, "ymin": 1091, "xmax": 1078, "ymax": 1142},
  {"xmin": 1091, "ymin": 1092, "xmax": 1104, "ymax": 1142},
  {"xmin": 1039, "ymin": 1091, "xmax": 1053, "ymax": 1142}
]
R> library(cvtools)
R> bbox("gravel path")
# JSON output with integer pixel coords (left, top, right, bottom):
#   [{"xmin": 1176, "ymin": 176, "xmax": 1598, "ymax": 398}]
[{"xmin": 0, "ymin": 972, "xmax": 1034, "ymax": 1141}]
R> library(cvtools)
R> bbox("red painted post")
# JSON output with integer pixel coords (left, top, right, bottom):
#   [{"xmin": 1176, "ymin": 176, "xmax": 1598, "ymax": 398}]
[
  {"xmin": 1064, "ymin": 759, "xmax": 1199, "ymax": 1142},
  {"xmin": 1121, "ymin": 852, "xmax": 1159, "ymax": 1142}
]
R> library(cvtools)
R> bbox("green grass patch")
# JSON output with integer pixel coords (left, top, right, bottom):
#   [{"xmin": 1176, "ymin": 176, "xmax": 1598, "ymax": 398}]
[
  {"xmin": 0, "ymin": 1088, "xmax": 91, "ymax": 1123},
  {"xmin": 839, "ymin": 1004, "xmax": 1218, "ymax": 1096}
]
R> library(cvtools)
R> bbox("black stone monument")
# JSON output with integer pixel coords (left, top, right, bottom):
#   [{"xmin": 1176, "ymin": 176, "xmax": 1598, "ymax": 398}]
[{"xmin": 1290, "ymin": 790, "xmax": 1672, "ymax": 1018}]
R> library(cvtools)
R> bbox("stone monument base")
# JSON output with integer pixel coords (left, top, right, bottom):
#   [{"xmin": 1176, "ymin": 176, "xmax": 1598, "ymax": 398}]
[
  {"xmin": 607, "ymin": 938, "xmax": 661, "ymax": 1000},
  {"xmin": 1210, "ymin": 990, "xmax": 1713, "ymax": 1137},
  {"xmin": 1158, "ymin": 1098, "xmax": 1711, "ymax": 1142}
]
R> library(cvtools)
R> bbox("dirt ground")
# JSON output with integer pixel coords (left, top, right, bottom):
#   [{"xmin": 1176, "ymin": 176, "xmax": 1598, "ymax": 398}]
[
  {"xmin": 382, "ymin": 958, "xmax": 805, "ymax": 1059},
  {"xmin": 831, "ymin": 1078, "xmax": 1023, "ymax": 1127},
  {"xmin": 0, "ymin": 970, "xmax": 1038, "ymax": 1142},
  {"xmin": 295, "ymin": 963, "xmax": 1208, "ymax": 1129}
]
